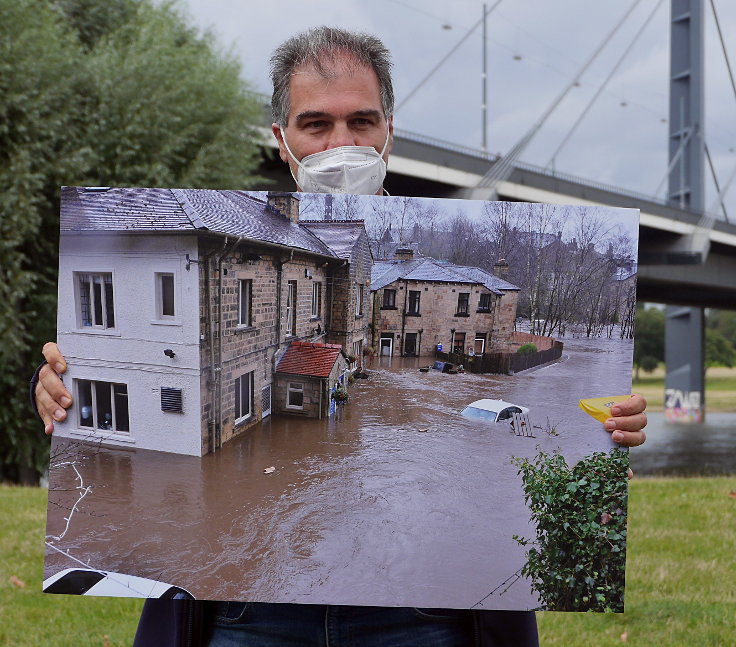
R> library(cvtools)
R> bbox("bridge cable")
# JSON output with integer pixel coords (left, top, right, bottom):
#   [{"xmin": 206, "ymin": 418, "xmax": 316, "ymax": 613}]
[
  {"xmin": 654, "ymin": 126, "xmax": 695, "ymax": 199},
  {"xmin": 705, "ymin": 143, "xmax": 730, "ymax": 222},
  {"xmin": 395, "ymin": 0, "xmax": 505, "ymax": 113},
  {"xmin": 709, "ymin": 0, "xmax": 736, "ymax": 107},
  {"xmin": 475, "ymin": 0, "xmax": 645, "ymax": 195},
  {"xmin": 545, "ymin": 0, "xmax": 665, "ymax": 171}
]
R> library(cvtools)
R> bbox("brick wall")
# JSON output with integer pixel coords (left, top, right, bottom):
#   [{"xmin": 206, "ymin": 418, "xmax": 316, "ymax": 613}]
[{"xmin": 197, "ymin": 238, "xmax": 332, "ymax": 453}]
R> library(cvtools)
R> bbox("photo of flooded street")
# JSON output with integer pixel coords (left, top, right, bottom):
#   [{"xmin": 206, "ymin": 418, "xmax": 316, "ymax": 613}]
[{"xmin": 46, "ymin": 334, "xmax": 632, "ymax": 610}]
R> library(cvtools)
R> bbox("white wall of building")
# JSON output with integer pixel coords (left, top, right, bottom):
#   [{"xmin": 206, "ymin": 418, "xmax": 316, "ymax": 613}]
[{"xmin": 55, "ymin": 233, "xmax": 204, "ymax": 455}]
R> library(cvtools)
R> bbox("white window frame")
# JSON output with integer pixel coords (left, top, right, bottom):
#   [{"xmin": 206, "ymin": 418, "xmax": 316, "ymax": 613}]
[
  {"xmin": 311, "ymin": 281, "xmax": 322, "ymax": 319},
  {"xmin": 286, "ymin": 280, "xmax": 297, "ymax": 336},
  {"xmin": 234, "ymin": 372, "xmax": 253, "ymax": 424},
  {"xmin": 238, "ymin": 279, "xmax": 252, "ymax": 327},
  {"xmin": 76, "ymin": 272, "xmax": 115, "ymax": 330},
  {"xmin": 474, "ymin": 334, "xmax": 486, "ymax": 355},
  {"xmin": 155, "ymin": 272, "xmax": 176, "ymax": 321},
  {"xmin": 286, "ymin": 382, "xmax": 304, "ymax": 410},
  {"xmin": 76, "ymin": 379, "xmax": 129, "ymax": 434}
]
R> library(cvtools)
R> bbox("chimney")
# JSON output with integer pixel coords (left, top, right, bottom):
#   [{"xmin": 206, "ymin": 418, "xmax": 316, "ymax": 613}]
[
  {"xmin": 493, "ymin": 258, "xmax": 509, "ymax": 277},
  {"xmin": 394, "ymin": 247, "xmax": 414, "ymax": 261},
  {"xmin": 324, "ymin": 194, "xmax": 333, "ymax": 221},
  {"xmin": 267, "ymin": 191, "xmax": 300, "ymax": 224}
]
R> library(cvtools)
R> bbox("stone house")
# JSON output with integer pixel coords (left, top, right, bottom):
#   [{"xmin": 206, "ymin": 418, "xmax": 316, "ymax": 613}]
[
  {"xmin": 274, "ymin": 342, "xmax": 348, "ymax": 418},
  {"xmin": 370, "ymin": 249, "xmax": 520, "ymax": 357},
  {"xmin": 55, "ymin": 187, "xmax": 370, "ymax": 456}
]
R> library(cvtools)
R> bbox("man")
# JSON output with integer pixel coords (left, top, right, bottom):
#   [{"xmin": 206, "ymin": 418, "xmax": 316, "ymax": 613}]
[{"xmin": 34, "ymin": 26, "xmax": 647, "ymax": 647}]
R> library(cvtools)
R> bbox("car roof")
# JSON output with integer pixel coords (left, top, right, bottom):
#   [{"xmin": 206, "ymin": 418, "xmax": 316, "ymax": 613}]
[
  {"xmin": 43, "ymin": 568, "xmax": 193, "ymax": 599},
  {"xmin": 464, "ymin": 399, "xmax": 523, "ymax": 413}
]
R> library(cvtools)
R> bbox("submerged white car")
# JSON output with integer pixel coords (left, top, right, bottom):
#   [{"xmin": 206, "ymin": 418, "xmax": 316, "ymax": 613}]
[
  {"xmin": 459, "ymin": 399, "xmax": 530, "ymax": 423},
  {"xmin": 43, "ymin": 568, "xmax": 194, "ymax": 599}
]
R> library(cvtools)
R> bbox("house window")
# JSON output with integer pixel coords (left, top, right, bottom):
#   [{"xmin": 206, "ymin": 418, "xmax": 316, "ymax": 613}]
[
  {"xmin": 478, "ymin": 293, "xmax": 492, "ymax": 312},
  {"xmin": 286, "ymin": 280, "xmax": 297, "ymax": 336},
  {"xmin": 356, "ymin": 284, "xmax": 364, "ymax": 316},
  {"xmin": 352, "ymin": 340, "xmax": 362, "ymax": 366},
  {"xmin": 311, "ymin": 282, "xmax": 322, "ymax": 318},
  {"xmin": 76, "ymin": 380, "xmax": 129, "ymax": 433},
  {"xmin": 238, "ymin": 279, "xmax": 252, "ymax": 327},
  {"xmin": 155, "ymin": 273, "xmax": 175, "ymax": 319},
  {"xmin": 287, "ymin": 382, "xmax": 304, "ymax": 409},
  {"xmin": 161, "ymin": 387, "xmax": 183, "ymax": 413},
  {"xmin": 453, "ymin": 332, "xmax": 466, "ymax": 354},
  {"xmin": 408, "ymin": 290, "xmax": 421, "ymax": 315},
  {"xmin": 77, "ymin": 273, "xmax": 115, "ymax": 329},
  {"xmin": 234, "ymin": 372, "xmax": 254, "ymax": 424},
  {"xmin": 382, "ymin": 289, "xmax": 396, "ymax": 309},
  {"xmin": 457, "ymin": 292, "xmax": 470, "ymax": 315}
]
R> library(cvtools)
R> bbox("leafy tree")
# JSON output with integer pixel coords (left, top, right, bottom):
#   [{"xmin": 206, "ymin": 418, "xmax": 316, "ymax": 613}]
[
  {"xmin": 0, "ymin": 0, "xmax": 265, "ymax": 483},
  {"xmin": 705, "ymin": 328, "xmax": 736, "ymax": 370},
  {"xmin": 707, "ymin": 309, "xmax": 736, "ymax": 348},
  {"xmin": 633, "ymin": 305, "xmax": 665, "ymax": 379}
]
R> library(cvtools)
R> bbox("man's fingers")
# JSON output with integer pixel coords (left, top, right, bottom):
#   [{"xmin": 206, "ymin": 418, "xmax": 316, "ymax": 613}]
[
  {"xmin": 35, "ymin": 364, "xmax": 72, "ymax": 435},
  {"xmin": 40, "ymin": 410, "xmax": 55, "ymax": 435},
  {"xmin": 39, "ymin": 364, "xmax": 72, "ymax": 407},
  {"xmin": 605, "ymin": 412, "xmax": 647, "ymax": 434},
  {"xmin": 610, "ymin": 429, "xmax": 647, "ymax": 448},
  {"xmin": 35, "ymin": 379, "xmax": 68, "ymax": 421},
  {"xmin": 610, "ymin": 394, "xmax": 646, "ymax": 417},
  {"xmin": 42, "ymin": 342, "xmax": 66, "ymax": 374}
]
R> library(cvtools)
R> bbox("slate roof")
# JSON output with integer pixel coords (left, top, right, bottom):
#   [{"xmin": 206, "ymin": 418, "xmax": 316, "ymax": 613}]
[
  {"xmin": 276, "ymin": 342, "xmax": 344, "ymax": 378},
  {"xmin": 371, "ymin": 257, "xmax": 519, "ymax": 293},
  {"xmin": 60, "ymin": 187, "xmax": 336, "ymax": 258},
  {"xmin": 301, "ymin": 221, "xmax": 368, "ymax": 260}
]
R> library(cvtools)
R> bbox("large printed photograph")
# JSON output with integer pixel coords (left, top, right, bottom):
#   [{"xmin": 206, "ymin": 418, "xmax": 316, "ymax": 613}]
[{"xmin": 44, "ymin": 188, "xmax": 638, "ymax": 612}]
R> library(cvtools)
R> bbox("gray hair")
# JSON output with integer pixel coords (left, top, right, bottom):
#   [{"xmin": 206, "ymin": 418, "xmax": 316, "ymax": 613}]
[{"xmin": 270, "ymin": 26, "xmax": 394, "ymax": 127}]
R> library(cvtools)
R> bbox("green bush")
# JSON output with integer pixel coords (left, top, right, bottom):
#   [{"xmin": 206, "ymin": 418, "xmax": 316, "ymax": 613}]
[
  {"xmin": 517, "ymin": 343, "xmax": 538, "ymax": 355},
  {"xmin": 512, "ymin": 449, "xmax": 628, "ymax": 612}
]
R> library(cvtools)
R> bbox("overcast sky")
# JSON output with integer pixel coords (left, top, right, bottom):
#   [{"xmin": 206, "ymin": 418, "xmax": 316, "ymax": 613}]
[{"xmin": 176, "ymin": 0, "xmax": 736, "ymax": 219}]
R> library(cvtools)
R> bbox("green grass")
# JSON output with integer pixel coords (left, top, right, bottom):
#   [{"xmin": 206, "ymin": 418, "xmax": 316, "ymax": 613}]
[
  {"xmin": 0, "ymin": 486, "xmax": 143, "ymax": 647},
  {"xmin": 537, "ymin": 476, "xmax": 736, "ymax": 646},
  {"xmin": 632, "ymin": 366, "xmax": 736, "ymax": 412},
  {"xmin": 2, "ymin": 478, "xmax": 735, "ymax": 646}
]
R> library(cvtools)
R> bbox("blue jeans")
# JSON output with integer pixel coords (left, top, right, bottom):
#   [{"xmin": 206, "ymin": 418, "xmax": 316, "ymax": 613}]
[{"xmin": 209, "ymin": 603, "xmax": 475, "ymax": 647}]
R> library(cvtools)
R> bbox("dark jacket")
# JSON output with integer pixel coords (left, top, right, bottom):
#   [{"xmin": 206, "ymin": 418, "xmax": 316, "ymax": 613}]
[{"xmin": 132, "ymin": 600, "xmax": 539, "ymax": 647}]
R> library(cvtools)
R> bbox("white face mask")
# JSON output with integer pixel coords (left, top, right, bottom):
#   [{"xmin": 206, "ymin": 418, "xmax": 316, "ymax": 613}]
[{"xmin": 280, "ymin": 125, "xmax": 390, "ymax": 195}]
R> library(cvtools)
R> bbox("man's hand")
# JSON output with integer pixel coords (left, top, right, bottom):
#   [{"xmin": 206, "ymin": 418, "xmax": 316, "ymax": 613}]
[
  {"xmin": 604, "ymin": 394, "xmax": 647, "ymax": 448},
  {"xmin": 36, "ymin": 342, "xmax": 72, "ymax": 435}
]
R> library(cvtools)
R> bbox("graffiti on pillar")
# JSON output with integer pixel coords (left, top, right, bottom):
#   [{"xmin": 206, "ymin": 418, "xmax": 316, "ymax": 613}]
[{"xmin": 664, "ymin": 389, "xmax": 703, "ymax": 423}]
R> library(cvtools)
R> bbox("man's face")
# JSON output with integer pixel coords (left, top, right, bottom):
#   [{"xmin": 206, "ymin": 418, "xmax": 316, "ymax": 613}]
[{"xmin": 271, "ymin": 54, "xmax": 393, "ymax": 192}]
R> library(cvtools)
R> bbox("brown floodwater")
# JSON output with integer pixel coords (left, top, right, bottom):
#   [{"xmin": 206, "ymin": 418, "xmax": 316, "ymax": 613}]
[{"xmin": 45, "ymin": 335, "xmax": 632, "ymax": 610}]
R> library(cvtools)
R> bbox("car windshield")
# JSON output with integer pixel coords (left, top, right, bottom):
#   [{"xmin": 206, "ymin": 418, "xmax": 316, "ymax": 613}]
[{"xmin": 460, "ymin": 406, "xmax": 498, "ymax": 423}]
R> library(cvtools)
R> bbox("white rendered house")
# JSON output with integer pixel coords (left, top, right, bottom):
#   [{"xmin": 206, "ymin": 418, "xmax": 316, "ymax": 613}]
[{"xmin": 54, "ymin": 187, "xmax": 370, "ymax": 456}]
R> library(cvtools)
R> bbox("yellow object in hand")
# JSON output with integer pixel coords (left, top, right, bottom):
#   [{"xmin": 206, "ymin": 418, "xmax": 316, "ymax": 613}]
[{"xmin": 578, "ymin": 396, "xmax": 632, "ymax": 423}]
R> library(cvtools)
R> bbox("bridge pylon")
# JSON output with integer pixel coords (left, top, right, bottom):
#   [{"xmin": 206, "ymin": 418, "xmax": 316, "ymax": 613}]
[{"xmin": 664, "ymin": 0, "xmax": 706, "ymax": 422}]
